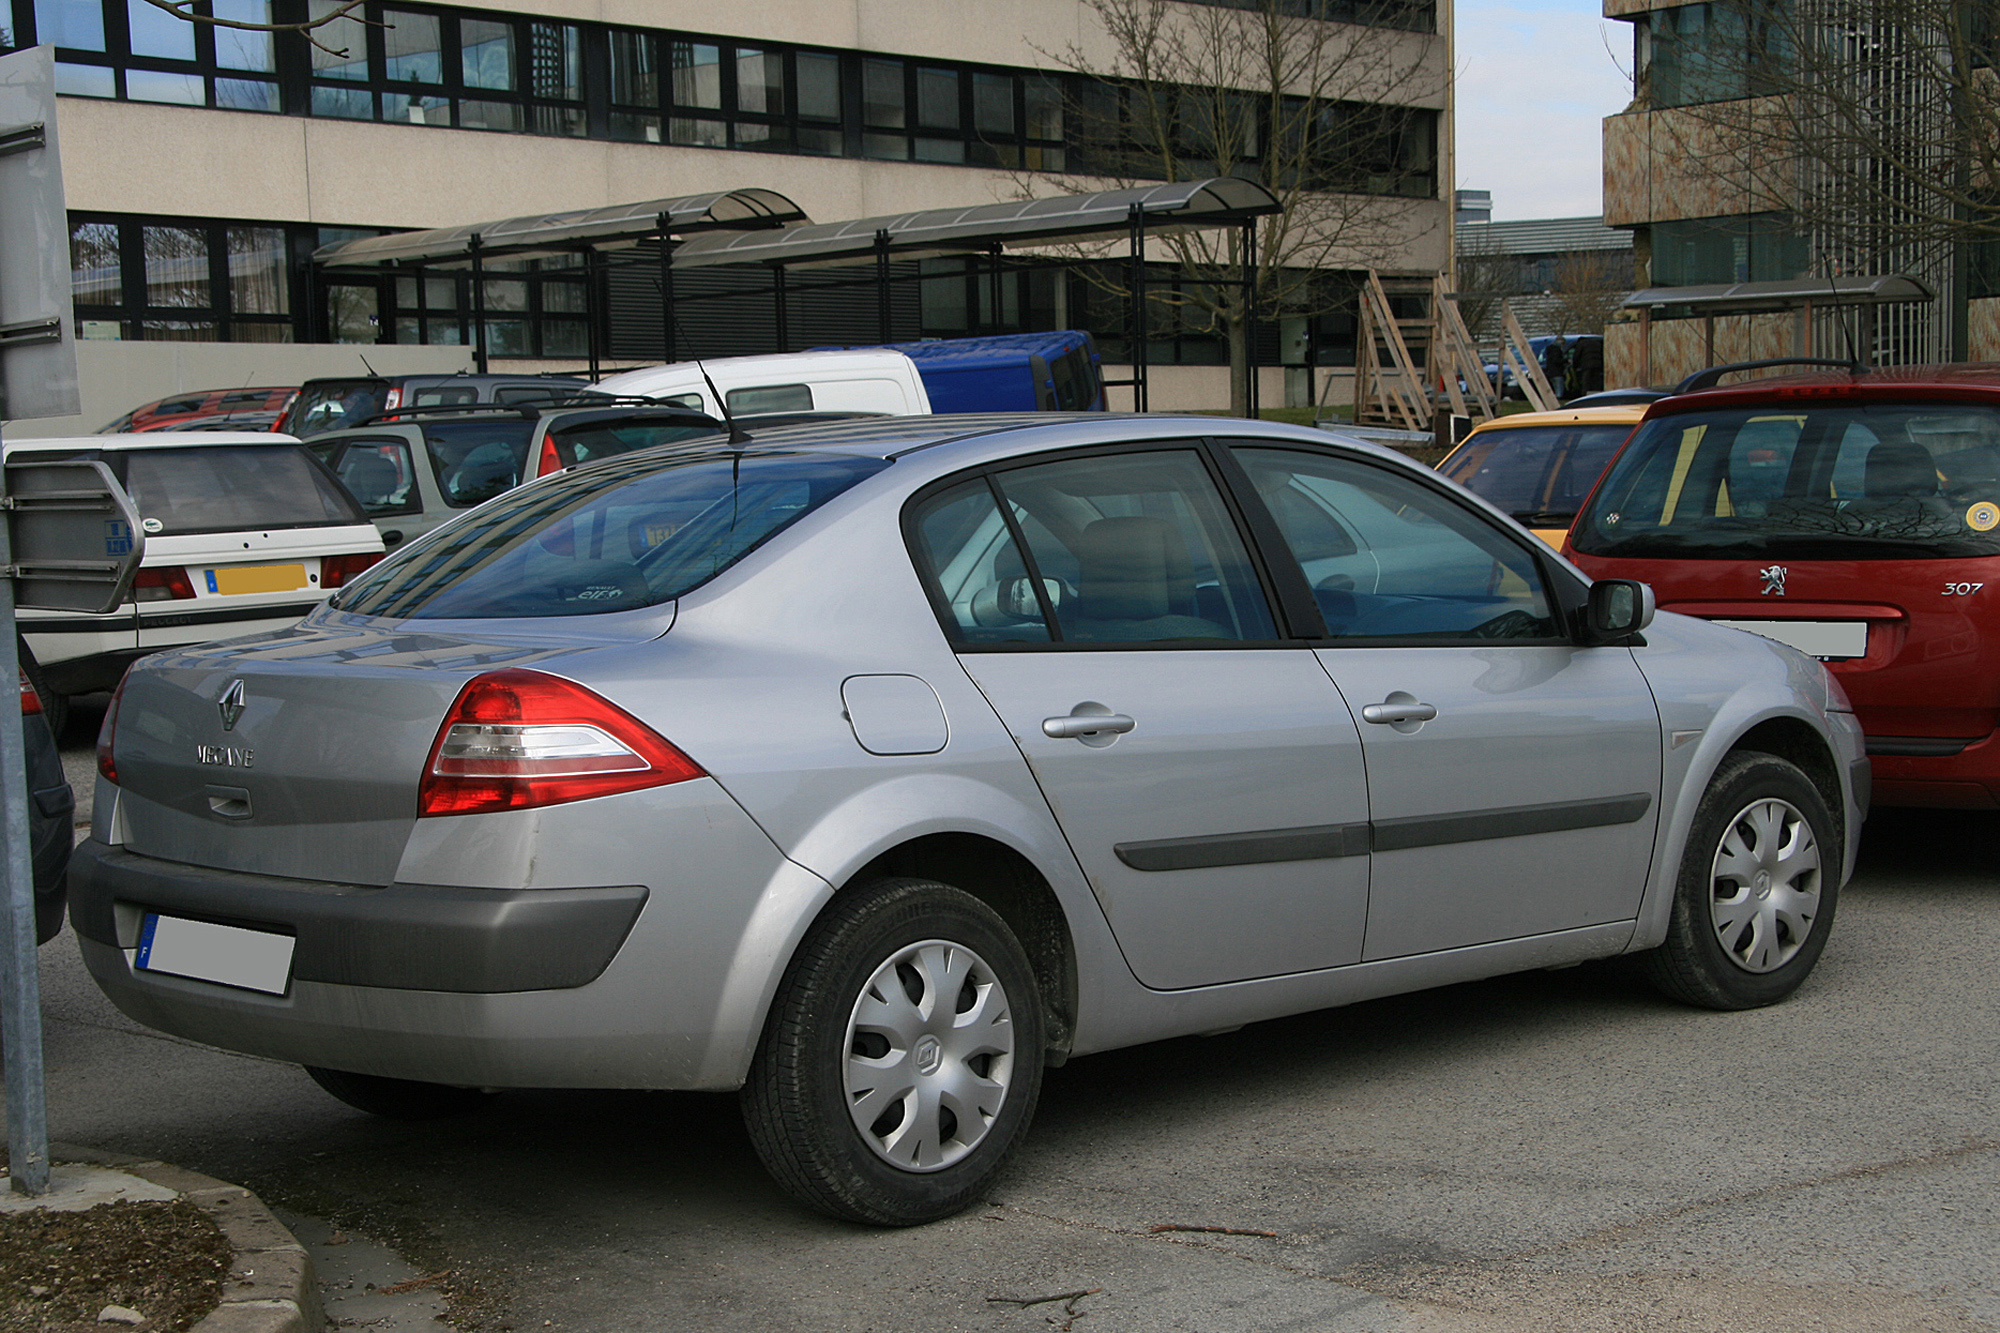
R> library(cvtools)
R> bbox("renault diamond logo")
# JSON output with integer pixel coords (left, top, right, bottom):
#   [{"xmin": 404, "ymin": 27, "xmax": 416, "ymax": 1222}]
[{"xmin": 218, "ymin": 679, "xmax": 246, "ymax": 732}]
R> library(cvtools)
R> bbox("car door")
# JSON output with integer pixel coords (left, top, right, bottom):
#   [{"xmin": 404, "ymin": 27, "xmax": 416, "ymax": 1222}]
[
  {"xmin": 1227, "ymin": 444, "xmax": 1663, "ymax": 961},
  {"xmin": 907, "ymin": 443, "xmax": 1371, "ymax": 990}
]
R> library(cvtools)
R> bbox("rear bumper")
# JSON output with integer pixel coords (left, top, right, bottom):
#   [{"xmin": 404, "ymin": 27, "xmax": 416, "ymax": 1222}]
[
  {"xmin": 1865, "ymin": 729, "xmax": 2000, "ymax": 808},
  {"xmin": 71, "ymin": 841, "xmax": 646, "ymax": 992}
]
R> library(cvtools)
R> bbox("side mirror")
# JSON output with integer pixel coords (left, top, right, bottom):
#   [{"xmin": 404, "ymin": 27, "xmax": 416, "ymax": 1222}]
[{"xmin": 1586, "ymin": 578, "xmax": 1654, "ymax": 640}]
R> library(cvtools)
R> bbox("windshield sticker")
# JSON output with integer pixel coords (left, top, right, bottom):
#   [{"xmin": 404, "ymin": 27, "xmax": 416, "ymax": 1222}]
[{"xmin": 1967, "ymin": 502, "xmax": 2000, "ymax": 532}]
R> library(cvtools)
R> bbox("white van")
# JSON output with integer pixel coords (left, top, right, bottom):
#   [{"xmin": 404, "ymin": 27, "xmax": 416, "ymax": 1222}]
[{"xmin": 594, "ymin": 349, "xmax": 932, "ymax": 418}]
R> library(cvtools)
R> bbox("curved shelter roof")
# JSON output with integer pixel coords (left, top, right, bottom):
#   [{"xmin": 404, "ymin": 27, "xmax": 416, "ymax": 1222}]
[
  {"xmin": 670, "ymin": 177, "xmax": 1283, "ymax": 270},
  {"xmin": 1624, "ymin": 274, "xmax": 1934, "ymax": 317},
  {"xmin": 311, "ymin": 189, "xmax": 808, "ymax": 268}
]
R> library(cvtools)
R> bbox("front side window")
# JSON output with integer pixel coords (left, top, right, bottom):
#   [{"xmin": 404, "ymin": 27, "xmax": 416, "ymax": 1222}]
[
  {"xmin": 328, "ymin": 438, "xmax": 420, "ymax": 514},
  {"xmin": 909, "ymin": 448, "xmax": 1278, "ymax": 645},
  {"xmin": 334, "ymin": 451, "xmax": 889, "ymax": 619},
  {"xmin": 1572, "ymin": 403, "xmax": 2000, "ymax": 560},
  {"xmin": 1234, "ymin": 447, "xmax": 1558, "ymax": 640}
]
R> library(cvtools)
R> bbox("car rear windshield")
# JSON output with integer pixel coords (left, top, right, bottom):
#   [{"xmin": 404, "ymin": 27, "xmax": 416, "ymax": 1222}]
[
  {"xmin": 420, "ymin": 418, "xmax": 538, "ymax": 506},
  {"xmin": 331, "ymin": 449, "xmax": 891, "ymax": 619},
  {"xmin": 284, "ymin": 380, "xmax": 387, "ymax": 437},
  {"xmin": 116, "ymin": 446, "xmax": 365, "ymax": 534},
  {"xmin": 1570, "ymin": 402, "xmax": 2000, "ymax": 560},
  {"xmin": 1438, "ymin": 422, "xmax": 1633, "ymax": 526}
]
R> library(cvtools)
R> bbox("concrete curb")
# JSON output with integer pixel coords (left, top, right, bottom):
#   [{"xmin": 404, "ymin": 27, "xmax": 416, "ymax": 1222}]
[{"xmin": 49, "ymin": 1144, "xmax": 322, "ymax": 1333}]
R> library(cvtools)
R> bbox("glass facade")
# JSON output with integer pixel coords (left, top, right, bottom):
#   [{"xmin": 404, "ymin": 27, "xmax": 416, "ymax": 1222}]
[
  {"xmin": 1643, "ymin": 1, "xmax": 1790, "ymax": 109},
  {"xmin": 1649, "ymin": 212, "xmax": 1808, "ymax": 285}
]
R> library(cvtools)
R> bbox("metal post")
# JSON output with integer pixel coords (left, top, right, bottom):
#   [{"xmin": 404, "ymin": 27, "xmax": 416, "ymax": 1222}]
[
  {"xmin": 1129, "ymin": 203, "xmax": 1148, "ymax": 413},
  {"xmin": 774, "ymin": 265, "xmax": 789, "ymax": 352},
  {"xmin": 0, "ymin": 430, "xmax": 50, "ymax": 1197},
  {"xmin": 468, "ymin": 235, "xmax": 489, "ymax": 374},
  {"xmin": 1243, "ymin": 219, "xmax": 1259, "ymax": 418},
  {"xmin": 583, "ymin": 247, "xmax": 601, "ymax": 380},
  {"xmin": 988, "ymin": 243, "xmax": 1004, "ymax": 335},
  {"xmin": 656, "ymin": 213, "xmax": 676, "ymax": 364},
  {"xmin": 875, "ymin": 230, "xmax": 892, "ymax": 343}
]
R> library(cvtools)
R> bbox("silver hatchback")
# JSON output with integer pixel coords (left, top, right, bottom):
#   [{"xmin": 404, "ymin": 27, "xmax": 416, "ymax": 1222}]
[{"xmin": 72, "ymin": 414, "xmax": 1868, "ymax": 1225}]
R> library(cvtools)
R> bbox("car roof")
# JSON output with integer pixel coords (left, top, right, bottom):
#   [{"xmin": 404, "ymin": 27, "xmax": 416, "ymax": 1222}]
[
  {"xmin": 5, "ymin": 432, "xmax": 306, "ymax": 452},
  {"xmin": 1462, "ymin": 404, "xmax": 1649, "ymax": 437},
  {"xmin": 1649, "ymin": 362, "xmax": 2000, "ymax": 417}
]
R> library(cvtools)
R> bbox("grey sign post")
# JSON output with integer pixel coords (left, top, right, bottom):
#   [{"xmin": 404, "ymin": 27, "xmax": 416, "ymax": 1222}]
[{"xmin": 1, "ymin": 44, "xmax": 90, "ymax": 1198}]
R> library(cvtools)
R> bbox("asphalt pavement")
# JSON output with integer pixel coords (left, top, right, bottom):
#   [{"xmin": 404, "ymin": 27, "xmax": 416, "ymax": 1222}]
[{"xmin": 17, "ymin": 704, "xmax": 2000, "ymax": 1332}]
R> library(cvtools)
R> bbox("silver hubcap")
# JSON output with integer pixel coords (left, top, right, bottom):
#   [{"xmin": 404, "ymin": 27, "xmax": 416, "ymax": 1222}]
[
  {"xmin": 1709, "ymin": 796, "xmax": 1821, "ymax": 973},
  {"xmin": 844, "ymin": 939, "xmax": 1016, "ymax": 1172}
]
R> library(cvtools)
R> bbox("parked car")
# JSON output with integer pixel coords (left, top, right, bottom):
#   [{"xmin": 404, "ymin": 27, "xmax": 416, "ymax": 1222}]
[
  {"xmin": 1486, "ymin": 334, "xmax": 1605, "ymax": 400},
  {"xmin": 99, "ymin": 386, "xmax": 297, "ymax": 434},
  {"xmin": 277, "ymin": 373, "xmax": 604, "ymax": 439},
  {"xmin": 72, "ymin": 413, "xmax": 1864, "ymax": 1226},
  {"xmin": 827, "ymin": 331, "xmax": 1107, "ymax": 412},
  {"xmin": 4, "ymin": 432, "xmax": 385, "ymax": 737},
  {"xmin": 595, "ymin": 349, "xmax": 933, "ymax": 418},
  {"xmin": 1436, "ymin": 404, "xmax": 1646, "ymax": 546},
  {"xmin": 137, "ymin": 410, "xmax": 286, "ymax": 433},
  {"xmin": 309, "ymin": 400, "xmax": 726, "ymax": 548},
  {"xmin": 1565, "ymin": 360, "xmax": 2000, "ymax": 808},
  {"xmin": 17, "ymin": 644, "xmax": 74, "ymax": 944}
]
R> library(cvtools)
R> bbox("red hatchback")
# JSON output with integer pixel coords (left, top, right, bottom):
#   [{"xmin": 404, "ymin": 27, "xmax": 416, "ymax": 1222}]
[{"xmin": 1567, "ymin": 363, "xmax": 2000, "ymax": 808}]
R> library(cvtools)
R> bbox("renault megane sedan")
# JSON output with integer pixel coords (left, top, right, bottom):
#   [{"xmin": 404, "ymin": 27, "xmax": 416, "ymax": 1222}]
[{"xmin": 71, "ymin": 412, "xmax": 1867, "ymax": 1225}]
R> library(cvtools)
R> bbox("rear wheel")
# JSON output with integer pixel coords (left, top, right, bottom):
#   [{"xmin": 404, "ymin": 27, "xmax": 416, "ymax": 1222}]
[
  {"xmin": 303, "ymin": 1066, "xmax": 494, "ymax": 1120},
  {"xmin": 1638, "ymin": 752, "xmax": 1839, "ymax": 1010},
  {"xmin": 742, "ymin": 877, "xmax": 1044, "ymax": 1226}
]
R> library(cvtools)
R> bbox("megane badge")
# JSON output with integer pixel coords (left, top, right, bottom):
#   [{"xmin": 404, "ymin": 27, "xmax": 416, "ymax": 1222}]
[
  {"xmin": 218, "ymin": 679, "xmax": 246, "ymax": 731},
  {"xmin": 1759, "ymin": 564, "xmax": 1788, "ymax": 597}
]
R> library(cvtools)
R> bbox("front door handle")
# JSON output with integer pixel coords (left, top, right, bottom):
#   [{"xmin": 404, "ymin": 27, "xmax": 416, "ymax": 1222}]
[
  {"xmin": 1361, "ymin": 700, "xmax": 1438, "ymax": 725},
  {"xmin": 1042, "ymin": 712, "xmax": 1136, "ymax": 740}
]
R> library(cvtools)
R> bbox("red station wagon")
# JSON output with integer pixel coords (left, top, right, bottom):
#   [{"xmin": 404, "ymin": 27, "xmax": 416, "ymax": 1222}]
[{"xmin": 1567, "ymin": 362, "xmax": 2000, "ymax": 808}]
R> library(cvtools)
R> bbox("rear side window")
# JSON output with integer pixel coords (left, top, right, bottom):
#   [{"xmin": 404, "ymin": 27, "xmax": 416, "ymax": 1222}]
[
  {"xmin": 333, "ymin": 450, "xmax": 890, "ymax": 619},
  {"xmin": 727, "ymin": 384, "xmax": 814, "ymax": 414},
  {"xmin": 1573, "ymin": 403, "xmax": 2000, "ymax": 559},
  {"xmin": 419, "ymin": 419, "xmax": 537, "ymax": 506},
  {"xmin": 285, "ymin": 380, "xmax": 387, "ymax": 437},
  {"xmin": 328, "ymin": 439, "xmax": 420, "ymax": 515},
  {"xmin": 551, "ymin": 419, "xmax": 721, "ymax": 467},
  {"xmin": 117, "ymin": 446, "xmax": 365, "ymax": 533}
]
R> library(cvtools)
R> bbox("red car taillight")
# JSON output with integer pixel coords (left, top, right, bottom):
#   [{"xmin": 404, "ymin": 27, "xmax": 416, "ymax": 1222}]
[
  {"xmin": 321, "ymin": 552, "xmax": 384, "ymax": 588},
  {"xmin": 417, "ymin": 669, "xmax": 705, "ymax": 817},
  {"xmin": 97, "ymin": 673, "xmax": 127, "ymax": 785},
  {"xmin": 535, "ymin": 429, "xmax": 561, "ymax": 477},
  {"xmin": 19, "ymin": 670, "xmax": 41, "ymax": 716},
  {"xmin": 131, "ymin": 567, "xmax": 196, "ymax": 601}
]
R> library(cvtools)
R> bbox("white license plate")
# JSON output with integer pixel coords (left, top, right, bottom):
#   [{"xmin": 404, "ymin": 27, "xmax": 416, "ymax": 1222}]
[
  {"xmin": 135, "ymin": 913, "xmax": 294, "ymax": 994},
  {"xmin": 1712, "ymin": 619, "xmax": 1868, "ymax": 660}
]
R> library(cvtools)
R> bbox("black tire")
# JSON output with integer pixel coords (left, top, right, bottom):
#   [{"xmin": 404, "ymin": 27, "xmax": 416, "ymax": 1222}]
[
  {"xmin": 741, "ymin": 877, "xmax": 1045, "ymax": 1226},
  {"xmin": 303, "ymin": 1066, "xmax": 495, "ymax": 1120},
  {"xmin": 1637, "ymin": 752, "xmax": 1840, "ymax": 1010}
]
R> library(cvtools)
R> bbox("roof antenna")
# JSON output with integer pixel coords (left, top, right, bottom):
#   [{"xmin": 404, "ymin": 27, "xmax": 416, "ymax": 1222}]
[
  {"xmin": 694, "ymin": 358, "xmax": 752, "ymax": 445},
  {"xmin": 358, "ymin": 353, "xmax": 379, "ymax": 376}
]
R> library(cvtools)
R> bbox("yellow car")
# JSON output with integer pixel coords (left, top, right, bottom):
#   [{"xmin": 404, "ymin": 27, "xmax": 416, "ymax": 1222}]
[{"xmin": 1437, "ymin": 404, "xmax": 1648, "ymax": 547}]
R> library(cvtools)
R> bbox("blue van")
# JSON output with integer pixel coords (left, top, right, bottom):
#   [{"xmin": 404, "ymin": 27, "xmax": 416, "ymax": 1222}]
[{"xmin": 828, "ymin": 331, "xmax": 1107, "ymax": 413}]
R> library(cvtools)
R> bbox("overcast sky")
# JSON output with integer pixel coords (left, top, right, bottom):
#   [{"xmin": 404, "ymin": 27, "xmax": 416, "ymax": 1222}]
[{"xmin": 1455, "ymin": 0, "xmax": 1634, "ymax": 221}]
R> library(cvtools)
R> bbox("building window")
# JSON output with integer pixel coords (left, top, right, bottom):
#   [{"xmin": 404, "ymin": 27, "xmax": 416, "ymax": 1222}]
[
  {"xmin": 1643, "ymin": 1, "xmax": 1790, "ymax": 109},
  {"xmin": 69, "ymin": 213, "xmax": 303, "ymax": 341},
  {"xmin": 1649, "ymin": 212, "xmax": 1807, "ymax": 285},
  {"xmin": 26, "ymin": 0, "xmax": 279, "ymax": 107}
]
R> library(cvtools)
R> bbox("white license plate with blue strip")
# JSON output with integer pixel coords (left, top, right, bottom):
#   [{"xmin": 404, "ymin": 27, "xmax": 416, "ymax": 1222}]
[{"xmin": 135, "ymin": 913, "xmax": 294, "ymax": 995}]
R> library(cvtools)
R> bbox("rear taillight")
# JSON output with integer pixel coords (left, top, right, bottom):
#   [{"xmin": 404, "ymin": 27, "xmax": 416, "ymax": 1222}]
[
  {"xmin": 535, "ymin": 429, "xmax": 561, "ymax": 477},
  {"xmin": 19, "ymin": 670, "xmax": 41, "ymax": 716},
  {"xmin": 131, "ymin": 567, "xmax": 196, "ymax": 602},
  {"xmin": 320, "ymin": 552, "xmax": 384, "ymax": 589},
  {"xmin": 383, "ymin": 387, "xmax": 403, "ymax": 410},
  {"xmin": 417, "ymin": 669, "xmax": 705, "ymax": 817},
  {"xmin": 97, "ymin": 673, "xmax": 127, "ymax": 785}
]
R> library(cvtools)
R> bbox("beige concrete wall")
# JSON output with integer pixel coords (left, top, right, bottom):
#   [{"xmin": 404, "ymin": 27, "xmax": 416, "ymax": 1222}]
[
  {"xmin": 8, "ymin": 341, "xmax": 471, "ymax": 438},
  {"xmin": 1970, "ymin": 298, "xmax": 2000, "ymax": 362}
]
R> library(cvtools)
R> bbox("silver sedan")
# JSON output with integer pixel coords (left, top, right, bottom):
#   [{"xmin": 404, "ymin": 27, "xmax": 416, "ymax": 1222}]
[{"xmin": 70, "ymin": 413, "xmax": 1867, "ymax": 1225}]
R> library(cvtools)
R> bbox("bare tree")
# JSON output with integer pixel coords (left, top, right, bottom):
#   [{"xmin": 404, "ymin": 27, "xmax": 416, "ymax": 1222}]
[
  {"xmin": 1451, "ymin": 224, "xmax": 1517, "ymax": 342},
  {"xmin": 1630, "ymin": 0, "xmax": 2000, "ymax": 356},
  {"xmin": 1546, "ymin": 248, "xmax": 1632, "ymax": 338},
  {"xmin": 1032, "ymin": 0, "xmax": 1444, "ymax": 413}
]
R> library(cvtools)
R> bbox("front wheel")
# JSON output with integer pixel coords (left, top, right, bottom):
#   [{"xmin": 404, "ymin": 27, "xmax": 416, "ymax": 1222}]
[
  {"xmin": 742, "ymin": 877, "xmax": 1045, "ymax": 1225},
  {"xmin": 1637, "ymin": 752, "xmax": 1839, "ymax": 1010}
]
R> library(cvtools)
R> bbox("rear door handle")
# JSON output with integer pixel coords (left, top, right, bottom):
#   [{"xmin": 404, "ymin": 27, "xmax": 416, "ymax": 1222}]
[
  {"xmin": 1361, "ymin": 700, "xmax": 1437, "ymax": 725},
  {"xmin": 1042, "ymin": 712, "xmax": 1136, "ymax": 739}
]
